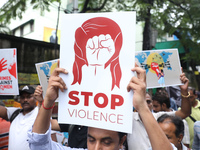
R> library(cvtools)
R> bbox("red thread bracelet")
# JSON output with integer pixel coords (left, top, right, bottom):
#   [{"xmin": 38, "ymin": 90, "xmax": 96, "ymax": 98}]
[{"xmin": 42, "ymin": 101, "xmax": 55, "ymax": 110}]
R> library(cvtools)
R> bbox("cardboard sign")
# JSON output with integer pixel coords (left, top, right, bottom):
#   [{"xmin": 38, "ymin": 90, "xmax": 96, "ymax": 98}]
[
  {"xmin": 0, "ymin": 48, "xmax": 19, "ymax": 95},
  {"xmin": 135, "ymin": 49, "xmax": 182, "ymax": 89},
  {"xmin": 35, "ymin": 59, "xmax": 58, "ymax": 98},
  {"xmin": 58, "ymin": 12, "xmax": 136, "ymax": 133}
]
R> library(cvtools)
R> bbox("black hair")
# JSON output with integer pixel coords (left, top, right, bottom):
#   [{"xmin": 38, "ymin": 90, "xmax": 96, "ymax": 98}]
[
  {"xmin": 188, "ymin": 87, "xmax": 196, "ymax": 95},
  {"xmin": 118, "ymin": 132, "xmax": 128, "ymax": 150},
  {"xmin": 118, "ymin": 132, "xmax": 127, "ymax": 141},
  {"xmin": 152, "ymin": 89, "xmax": 171, "ymax": 108},
  {"xmin": 157, "ymin": 114, "xmax": 184, "ymax": 137}
]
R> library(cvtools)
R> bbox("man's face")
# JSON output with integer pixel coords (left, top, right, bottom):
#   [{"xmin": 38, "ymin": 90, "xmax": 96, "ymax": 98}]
[
  {"xmin": 146, "ymin": 94, "xmax": 153, "ymax": 111},
  {"xmin": 189, "ymin": 90, "xmax": 196, "ymax": 103},
  {"xmin": 87, "ymin": 127, "xmax": 124, "ymax": 150},
  {"xmin": 159, "ymin": 120, "xmax": 180, "ymax": 148},
  {"xmin": 152, "ymin": 100, "xmax": 162, "ymax": 113},
  {"xmin": 20, "ymin": 92, "xmax": 36, "ymax": 112}
]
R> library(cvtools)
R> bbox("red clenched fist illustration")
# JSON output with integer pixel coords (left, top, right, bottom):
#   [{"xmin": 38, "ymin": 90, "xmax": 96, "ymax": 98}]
[
  {"xmin": 72, "ymin": 17, "xmax": 123, "ymax": 90},
  {"xmin": 86, "ymin": 34, "xmax": 115, "ymax": 66},
  {"xmin": 0, "ymin": 58, "xmax": 7, "ymax": 73},
  {"xmin": 151, "ymin": 62, "xmax": 159, "ymax": 76}
]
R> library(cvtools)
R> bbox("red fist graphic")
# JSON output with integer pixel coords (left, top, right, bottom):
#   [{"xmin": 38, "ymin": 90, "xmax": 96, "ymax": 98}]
[{"xmin": 151, "ymin": 62, "xmax": 160, "ymax": 76}]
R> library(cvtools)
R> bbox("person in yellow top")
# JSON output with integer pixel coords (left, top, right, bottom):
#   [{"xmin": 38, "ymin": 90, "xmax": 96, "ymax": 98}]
[{"xmin": 185, "ymin": 87, "xmax": 200, "ymax": 148}]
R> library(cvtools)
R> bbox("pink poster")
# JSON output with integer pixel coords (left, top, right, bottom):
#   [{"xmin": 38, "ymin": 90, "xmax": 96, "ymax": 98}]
[
  {"xmin": 0, "ymin": 48, "xmax": 19, "ymax": 95},
  {"xmin": 58, "ymin": 12, "xmax": 136, "ymax": 133}
]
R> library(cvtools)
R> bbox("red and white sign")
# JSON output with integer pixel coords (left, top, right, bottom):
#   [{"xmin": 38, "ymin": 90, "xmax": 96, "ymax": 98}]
[
  {"xmin": 0, "ymin": 48, "xmax": 19, "ymax": 95},
  {"xmin": 59, "ymin": 12, "xmax": 136, "ymax": 133}
]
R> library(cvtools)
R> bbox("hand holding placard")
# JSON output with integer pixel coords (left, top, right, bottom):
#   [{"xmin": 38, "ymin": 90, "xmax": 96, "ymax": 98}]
[
  {"xmin": 127, "ymin": 66, "xmax": 147, "ymax": 112},
  {"xmin": 44, "ymin": 61, "xmax": 68, "ymax": 108}
]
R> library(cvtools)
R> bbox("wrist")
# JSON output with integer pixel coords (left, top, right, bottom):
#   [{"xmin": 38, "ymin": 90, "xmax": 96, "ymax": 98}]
[
  {"xmin": 181, "ymin": 91, "xmax": 190, "ymax": 98},
  {"xmin": 138, "ymin": 105, "xmax": 151, "ymax": 117},
  {"xmin": 42, "ymin": 100, "xmax": 55, "ymax": 110},
  {"xmin": 137, "ymin": 103, "xmax": 149, "ymax": 113}
]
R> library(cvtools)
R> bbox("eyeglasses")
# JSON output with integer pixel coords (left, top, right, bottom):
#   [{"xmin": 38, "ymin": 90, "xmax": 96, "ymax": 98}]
[{"xmin": 146, "ymin": 100, "xmax": 152, "ymax": 104}]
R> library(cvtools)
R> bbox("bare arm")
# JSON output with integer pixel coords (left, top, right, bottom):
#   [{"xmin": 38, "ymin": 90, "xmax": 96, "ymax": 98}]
[
  {"xmin": 32, "ymin": 66, "xmax": 68, "ymax": 134},
  {"xmin": 127, "ymin": 66, "xmax": 173, "ymax": 150},
  {"xmin": 51, "ymin": 119, "xmax": 61, "ymax": 131},
  {"xmin": 0, "ymin": 105, "xmax": 8, "ymax": 120},
  {"xmin": 175, "ymin": 70, "xmax": 191, "ymax": 119}
]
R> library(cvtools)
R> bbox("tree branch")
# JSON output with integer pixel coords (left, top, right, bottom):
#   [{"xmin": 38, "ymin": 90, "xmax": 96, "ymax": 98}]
[{"xmin": 80, "ymin": 0, "xmax": 108, "ymax": 13}]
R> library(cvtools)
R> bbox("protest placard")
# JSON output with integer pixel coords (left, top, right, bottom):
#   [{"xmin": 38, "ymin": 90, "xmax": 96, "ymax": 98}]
[
  {"xmin": 58, "ymin": 12, "xmax": 136, "ymax": 133},
  {"xmin": 0, "ymin": 48, "xmax": 19, "ymax": 95},
  {"xmin": 35, "ymin": 59, "xmax": 58, "ymax": 98},
  {"xmin": 135, "ymin": 49, "xmax": 182, "ymax": 89}
]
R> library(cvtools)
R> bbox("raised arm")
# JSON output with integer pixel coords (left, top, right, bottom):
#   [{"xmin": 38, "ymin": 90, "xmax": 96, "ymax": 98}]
[
  {"xmin": 175, "ymin": 69, "xmax": 191, "ymax": 119},
  {"xmin": 32, "ymin": 66, "xmax": 68, "ymax": 134},
  {"xmin": 127, "ymin": 66, "xmax": 174, "ymax": 150},
  {"xmin": 34, "ymin": 85, "xmax": 43, "ymax": 108},
  {"xmin": 0, "ymin": 105, "xmax": 8, "ymax": 120}
]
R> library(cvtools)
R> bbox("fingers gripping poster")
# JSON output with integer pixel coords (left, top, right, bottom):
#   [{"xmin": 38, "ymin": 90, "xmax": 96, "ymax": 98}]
[
  {"xmin": 135, "ymin": 49, "xmax": 182, "ymax": 89},
  {"xmin": 59, "ymin": 12, "xmax": 136, "ymax": 133},
  {"xmin": 0, "ymin": 48, "xmax": 19, "ymax": 95}
]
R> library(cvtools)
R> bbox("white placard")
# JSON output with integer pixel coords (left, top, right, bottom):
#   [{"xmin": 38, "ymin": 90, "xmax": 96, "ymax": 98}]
[
  {"xmin": 58, "ymin": 12, "xmax": 136, "ymax": 133},
  {"xmin": 0, "ymin": 48, "xmax": 19, "ymax": 95}
]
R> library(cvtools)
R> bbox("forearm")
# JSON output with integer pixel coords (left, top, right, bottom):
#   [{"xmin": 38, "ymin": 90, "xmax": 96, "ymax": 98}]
[
  {"xmin": 51, "ymin": 119, "xmax": 61, "ymax": 131},
  {"xmin": 138, "ymin": 106, "xmax": 173, "ymax": 150},
  {"xmin": 0, "ymin": 106, "xmax": 8, "ymax": 120},
  {"xmin": 32, "ymin": 99, "xmax": 54, "ymax": 134},
  {"xmin": 177, "ymin": 90, "xmax": 191, "ymax": 119}
]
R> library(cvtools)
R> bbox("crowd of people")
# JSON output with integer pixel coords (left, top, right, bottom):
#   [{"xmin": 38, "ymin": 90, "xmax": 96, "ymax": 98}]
[{"xmin": 0, "ymin": 62, "xmax": 200, "ymax": 150}]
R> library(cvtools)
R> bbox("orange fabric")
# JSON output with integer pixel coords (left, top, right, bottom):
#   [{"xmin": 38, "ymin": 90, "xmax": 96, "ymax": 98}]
[
  {"xmin": 0, "ymin": 118, "xmax": 10, "ymax": 150},
  {"xmin": 13, "ymin": 101, "xmax": 22, "ymax": 108}
]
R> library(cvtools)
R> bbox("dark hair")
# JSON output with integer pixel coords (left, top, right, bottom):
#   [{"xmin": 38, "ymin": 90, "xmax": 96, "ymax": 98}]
[
  {"xmin": 118, "ymin": 132, "xmax": 127, "ymax": 141},
  {"xmin": 152, "ymin": 89, "xmax": 171, "ymax": 108},
  {"xmin": 146, "ymin": 91, "xmax": 152, "ymax": 98},
  {"xmin": 118, "ymin": 132, "xmax": 127, "ymax": 150},
  {"xmin": 188, "ymin": 87, "xmax": 196, "ymax": 95},
  {"xmin": 157, "ymin": 114, "xmax": 184, "ymax": 137}
]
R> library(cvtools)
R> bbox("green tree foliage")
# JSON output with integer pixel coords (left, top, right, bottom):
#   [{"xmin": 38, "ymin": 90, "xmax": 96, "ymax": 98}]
[{"xmin": 0, "ymin": 0, "xmax": 60, "ymax": 29}]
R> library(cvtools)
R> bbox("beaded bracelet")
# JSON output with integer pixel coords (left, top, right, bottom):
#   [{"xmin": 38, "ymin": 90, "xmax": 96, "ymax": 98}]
[
  {"xmin": 181, "ymin": 92, "xmax": 190, "ymax": 98},
  {"xmin": 42, "ymin": 101, "xmax": 55, "ymax": 110}
]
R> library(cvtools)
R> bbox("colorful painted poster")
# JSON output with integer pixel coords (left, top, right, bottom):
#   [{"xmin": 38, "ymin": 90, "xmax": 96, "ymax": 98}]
[
  {"xmin": 0, "ymin": 48, "xmax": 19, "ymax": 95},
  {"xmin": 35, "ymin": 59, "xmax": 58, "ymax": 98},
  {"xmin": 135, "ymin": 49, "xmax": 182, "ymax": 89},
  {"xmin": 58, "ymin": 12, "xmax": 136, "ymax": 133}
]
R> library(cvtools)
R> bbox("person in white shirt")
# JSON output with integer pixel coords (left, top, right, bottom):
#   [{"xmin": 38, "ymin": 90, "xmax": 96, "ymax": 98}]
[{"xmin": 0, "ymin": 85, "xmax": 39, "ymax": 150}]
